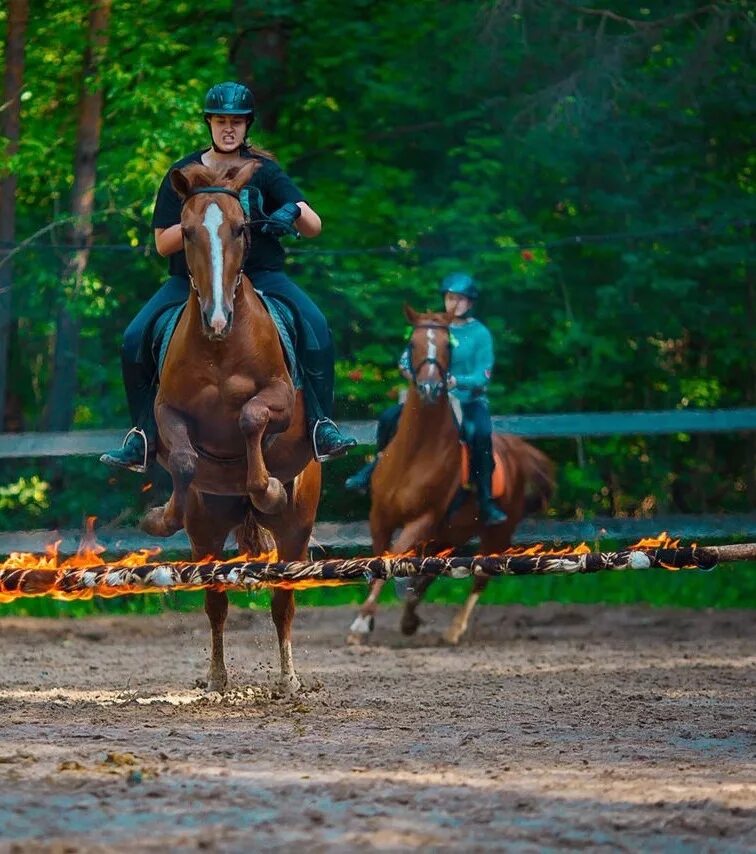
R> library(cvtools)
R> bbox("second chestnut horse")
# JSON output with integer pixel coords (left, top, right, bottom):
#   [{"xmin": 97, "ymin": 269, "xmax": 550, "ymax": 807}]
[{"xmin": 348, "ymin": 306, "xmax": 554, "ymax": 645}]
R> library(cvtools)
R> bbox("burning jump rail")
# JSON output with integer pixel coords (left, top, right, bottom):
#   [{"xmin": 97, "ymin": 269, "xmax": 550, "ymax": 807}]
[{"xmin": 1, "ymin": 537, "xmax": 754, "ymax": 602}]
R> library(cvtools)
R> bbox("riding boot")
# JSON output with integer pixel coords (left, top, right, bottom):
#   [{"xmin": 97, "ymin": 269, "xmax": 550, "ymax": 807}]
[
  {"xmin": 471, "ymin": 440, "xmax": 508, "ymax": 526},
  {"xmin": 302, "ymin": 343, "xmax": 357, "ymax": 462},
  {"xmin": 345, "ymin": 457, "xmax": 378, "ymax": 493},
  {"xmin": 100, "ymin": 359, "xmax": 158, "ymax": 473}
]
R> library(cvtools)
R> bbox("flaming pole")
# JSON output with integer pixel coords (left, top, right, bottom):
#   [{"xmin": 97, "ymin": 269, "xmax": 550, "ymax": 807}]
[{"xmin": 1, "ymin": 542, "xmax": 754, "ymax": 601}]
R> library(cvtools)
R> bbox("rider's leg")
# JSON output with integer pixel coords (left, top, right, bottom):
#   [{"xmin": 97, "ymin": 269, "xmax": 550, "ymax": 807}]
[
  {"xmin": 100, "ymin": 276, "xmax": 189, "ymax": 472},
  {"xmin": 250, "ymin": 270, "xmax": 356, "ymax": 460},
  {"xmin": 345, "ymin": 403, "xmax": 403, "ymax": 492},
  {"xmin": 462, "ymin": 399, "xmax": 507, "ymax": 526}
]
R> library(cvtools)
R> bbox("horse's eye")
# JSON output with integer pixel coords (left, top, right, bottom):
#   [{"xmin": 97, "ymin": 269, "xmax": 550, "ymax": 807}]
[
  {"xmin": 231, "ymin": 223, "xmax": 245, "ymax": 239},
  {"xmin": 182, "ymin": 226, "xmax": 195, "ymax": 241}
]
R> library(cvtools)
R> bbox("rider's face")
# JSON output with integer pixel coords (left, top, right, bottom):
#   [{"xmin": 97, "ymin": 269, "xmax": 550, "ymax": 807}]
[
  {"xmin": 444, "ymin": 292, "xmax": 472, "ymax": 318},
  {"xmin": 208, "ymin": 115, "xmax": 248, "ymax": 152}
]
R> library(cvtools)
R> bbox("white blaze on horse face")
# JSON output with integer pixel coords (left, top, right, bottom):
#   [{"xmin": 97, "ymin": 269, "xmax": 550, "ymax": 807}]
[
  {"xmin": 203, "ymin": 202, "xmax": 226, "ymax": 330},
  {"xmin": 426, "ymin": 328, "xmax": 438, "ymax": 377}
]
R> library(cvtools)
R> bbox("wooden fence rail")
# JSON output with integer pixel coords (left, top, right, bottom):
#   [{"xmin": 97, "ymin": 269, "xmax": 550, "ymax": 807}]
[{"xmin": 1, "ymin": 407, "xmax": 755, "ymax": 459}]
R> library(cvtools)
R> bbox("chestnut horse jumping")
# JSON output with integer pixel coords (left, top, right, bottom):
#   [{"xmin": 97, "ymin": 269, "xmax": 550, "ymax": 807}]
[
  {"xmin": 141, "ymin": 160, "xmax": 319, "ymax": 694},
  {"xmin": 348, "ymin": 306, "xmax": 554, "ymax": 645}
]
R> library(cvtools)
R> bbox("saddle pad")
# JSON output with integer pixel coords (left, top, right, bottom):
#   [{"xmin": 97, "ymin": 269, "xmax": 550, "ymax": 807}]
[
  {"xmin": 257, "ymin": 292, "xmax": 302, "ymax": 389},
  {"xmin": 155, "ymin": 304, "xmax": 185, "ymax": 377},
  {"xmin": 459, "ymin": 443, "xmax": 506, "ymax": 499},
  {"xmin": 153, "ymin": 296, "xmax": 302, "ymax": 389}
]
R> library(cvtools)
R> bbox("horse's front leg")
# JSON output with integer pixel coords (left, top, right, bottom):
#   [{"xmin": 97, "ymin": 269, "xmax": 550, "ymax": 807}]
[
  {"xmin": 239, "ymin": 379, "xmax": 292, "ymax": 515},
  {"xmin": 346, "ymin": 522, "xmax": 394, "ymax": 644},
  {"xmin": 141, "ymin": 403, "xmax": 197, "ymax": 537}
]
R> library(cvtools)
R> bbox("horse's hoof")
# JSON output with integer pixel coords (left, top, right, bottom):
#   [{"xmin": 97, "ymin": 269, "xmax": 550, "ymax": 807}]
[
  {"xmin": 206, "ymin": 668, "xmax": 228, "ymax": 694},
  {"xmin": 443, "ymin": 628, "xmax": 463, "ymax": 646},
  {"xmin": 400, "ymin": 610, "xmax": 422, "ymax": 636},
  {"xmin": 249, "ymin": 478, "xmax": 287, "ymax": 515},
  {"xmin": 140, "ymin": 506, "xmax": 170, "ymax": 537},
  {"xmin": 275, "ymin": 673, "xmax": 301, "ymax": 697},
  {"xmin": 347, "ymin": 614, "xmax": 374, "ymax": 645}
]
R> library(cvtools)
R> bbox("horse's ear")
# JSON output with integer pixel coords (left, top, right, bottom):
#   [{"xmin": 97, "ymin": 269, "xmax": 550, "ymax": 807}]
[
  {"xmin": 225, "ymin": 160, "xmax": 262, "ymax": 192},
  {"xmin": 404, "ymin": 304, "xmax": 420, "ymax": 326},
  {"xmin": 170, "ymin": 163, "xmax": 215, "ymax": 200},
  {"xmin": 170, "ymin": 167, "xmax": 192, "ymax": 201}
]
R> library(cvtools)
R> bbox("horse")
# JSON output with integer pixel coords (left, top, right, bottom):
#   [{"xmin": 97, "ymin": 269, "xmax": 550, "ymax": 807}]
[
  {"xmin": 347, "ymin": 305, "xmax": 554, "ymax": 645},
  {"xmin": 140, "ymin": 160, "xmax": 320, "ymax": 695}
]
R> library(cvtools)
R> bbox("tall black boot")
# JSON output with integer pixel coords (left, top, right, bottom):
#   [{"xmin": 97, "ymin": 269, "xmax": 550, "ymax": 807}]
[
  {"xmin": 100, "ymin": 358, "xmax": 158, "ymax": 473},
  {"xmin": 301, "ymin": 343, "xmax": 357, "ymax": 461},
  {"xmin": 345, "ymin": 457, "xmax": 378, "ymax": 493},
  {"xmin": 470, "ymin": 440, "xmax": 508, "ymax": 526}
]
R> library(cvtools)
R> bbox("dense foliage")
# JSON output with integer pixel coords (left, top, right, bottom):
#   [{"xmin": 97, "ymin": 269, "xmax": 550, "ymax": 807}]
[{"xmin": 1, "ymin": 1, "xmax": 754, "ymax": 531}]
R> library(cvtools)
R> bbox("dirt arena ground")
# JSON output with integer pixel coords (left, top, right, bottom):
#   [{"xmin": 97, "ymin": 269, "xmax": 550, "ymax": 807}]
[{"xmin": 0, "ymin": 601, "xmax": 754, "ymax": 852}]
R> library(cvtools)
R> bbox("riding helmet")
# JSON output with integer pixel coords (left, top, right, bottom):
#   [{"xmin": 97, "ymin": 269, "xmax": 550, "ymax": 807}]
[
  {"xmin": 203, "ymin": 82, "xmax": 255, "ymax": 125},
  {"xmin": 440, "ymin": 272, "xmax": 479, "ymax": 300}
]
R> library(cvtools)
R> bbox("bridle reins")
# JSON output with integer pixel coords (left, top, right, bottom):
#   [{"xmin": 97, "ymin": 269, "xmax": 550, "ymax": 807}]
[{"xmin": 408, "ymin": 322, "xmax": 451, "ymax": 388}]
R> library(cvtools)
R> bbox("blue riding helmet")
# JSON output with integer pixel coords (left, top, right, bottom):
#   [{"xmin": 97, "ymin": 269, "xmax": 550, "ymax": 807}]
[{"xmin": 439, "ymin": 272, "xmax": 479, "ymax": 301}]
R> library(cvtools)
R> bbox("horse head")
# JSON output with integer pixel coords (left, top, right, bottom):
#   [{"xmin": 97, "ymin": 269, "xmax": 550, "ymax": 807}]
[
  {"xmin": 403, "ymin": 305, "xmax": 454, "ymax": 403},
  {"xmin": 170, "ymin": 160, "xmax": 261, "ymax": 340}
]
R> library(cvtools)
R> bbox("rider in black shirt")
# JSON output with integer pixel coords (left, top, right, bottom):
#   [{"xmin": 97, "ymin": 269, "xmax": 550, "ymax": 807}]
[{"xmin": 101, "ymin": 81, "xmax": 356, "ymax": 471}]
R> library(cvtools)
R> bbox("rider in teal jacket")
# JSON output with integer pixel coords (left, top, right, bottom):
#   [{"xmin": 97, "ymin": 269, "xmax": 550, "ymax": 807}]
[{"xmin": 346, "ymin": 272, "xmax": 507, "ymax": 526}]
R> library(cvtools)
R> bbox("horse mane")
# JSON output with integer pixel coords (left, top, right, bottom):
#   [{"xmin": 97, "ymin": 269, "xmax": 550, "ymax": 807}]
[
  {"xmin": 405, "ymin": 305, "xmax": 455, "ymax": 327},
  {"xmin": 170, "ymin": 159, "xmax": 262, "ymax": 198}
]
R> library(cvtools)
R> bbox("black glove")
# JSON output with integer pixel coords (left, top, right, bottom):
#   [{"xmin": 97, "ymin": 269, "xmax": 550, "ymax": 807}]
[{"xmin": 260, "ymin": 202, "xmax": 301, "ymax": 238}]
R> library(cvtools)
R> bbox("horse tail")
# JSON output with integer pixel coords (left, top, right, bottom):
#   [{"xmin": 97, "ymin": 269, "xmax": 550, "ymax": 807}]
[
  {"xmin": 520, "ymin": 441, "xmax": 555, "ymax": 515},
  {"xmin": 236, "ymin": 506, "xmax": 277, "ymax": 558},
  {"xmin": 498, "ymin": 434, "xmax": 555, "ymax": 515}
]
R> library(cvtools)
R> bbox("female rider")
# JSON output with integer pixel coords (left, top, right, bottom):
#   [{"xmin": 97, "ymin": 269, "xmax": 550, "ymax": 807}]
[
  {"xmin": 345, "ymin": 272, "xmax": 507, "ymax": 526},
  {"xmin": 101, "ymin": 81, "xmax": 356, "ymax": 471}
]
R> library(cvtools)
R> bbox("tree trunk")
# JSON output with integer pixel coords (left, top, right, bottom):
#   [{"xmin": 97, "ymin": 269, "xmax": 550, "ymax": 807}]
[
  {"xmin": 230, "ymin": 8, "xmax": 290, "ymax": 132},
  {"xmin": 0, "ymin": 0, "xmax": 29, "ymax": 431},
  {"xmin": 44, "ymin": 0, "xmax": 112, "ymax": 431}
]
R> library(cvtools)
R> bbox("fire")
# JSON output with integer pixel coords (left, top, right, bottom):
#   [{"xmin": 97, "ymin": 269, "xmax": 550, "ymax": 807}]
[
  {"xmin": 629, "ymin": 532, "xmax": 681, "ymax": 550},
  {"xmin": 0, "ymin": 522, "xmax": 694, "ymax": 603}
]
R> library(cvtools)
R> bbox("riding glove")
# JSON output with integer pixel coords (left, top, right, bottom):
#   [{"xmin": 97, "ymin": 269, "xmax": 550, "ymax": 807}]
[{"xmin": 260, "ymin": 202, "xmax": 301, "ymax": 238}]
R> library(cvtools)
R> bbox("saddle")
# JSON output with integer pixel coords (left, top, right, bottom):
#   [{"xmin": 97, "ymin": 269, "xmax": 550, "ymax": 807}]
[
  {"xmin": 447, "ymin": 396, "xmax": 505, "ymax": 498},
  {"xmin": 150, "ymin": 293, "xmax": 302, "ymax": 388},
  {"xmin": 459, "ymin": 443, "xmax": 506, "ymax": 499}
]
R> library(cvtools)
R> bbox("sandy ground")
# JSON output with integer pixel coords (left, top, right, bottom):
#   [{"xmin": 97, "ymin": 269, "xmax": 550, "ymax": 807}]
[{"xmin": 0, "ymin": 601, "xmax": 754, "ymax": 852}]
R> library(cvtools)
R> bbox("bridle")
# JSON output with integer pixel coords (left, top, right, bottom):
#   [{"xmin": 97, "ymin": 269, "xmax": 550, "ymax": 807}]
[
  {"xmin": 181, "ymin": 186, "xmax": 250, "ymax": 299},
  {"xmin": 408, "ymin": 322, "xmax": 451, "ymax": 388}
]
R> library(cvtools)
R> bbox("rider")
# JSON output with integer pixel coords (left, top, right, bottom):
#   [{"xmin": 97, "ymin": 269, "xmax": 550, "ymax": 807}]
[
  {"xmin": 101, "ymin": 81, "xmax": 356, "ymax": 471},
  {"xmin": 345, "ymin": 272, "xmax": 507, "ymax": 526}
]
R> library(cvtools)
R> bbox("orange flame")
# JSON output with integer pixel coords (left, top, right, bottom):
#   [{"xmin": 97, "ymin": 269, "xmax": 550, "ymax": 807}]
[{"xmin": 0, "ymin": 524, "xmax": 691, "ymax": 602}]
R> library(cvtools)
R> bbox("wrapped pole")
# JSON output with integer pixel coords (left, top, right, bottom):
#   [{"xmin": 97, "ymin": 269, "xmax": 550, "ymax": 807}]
[{"xmin": 0, "ymin": 542, "xmax": 754, "ymax": 601}]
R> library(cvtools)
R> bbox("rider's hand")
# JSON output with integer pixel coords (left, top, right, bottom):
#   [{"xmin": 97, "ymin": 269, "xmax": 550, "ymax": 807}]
[{"xmin": 260, "ymin": 202, "xmax": 301, "ymax": 238}]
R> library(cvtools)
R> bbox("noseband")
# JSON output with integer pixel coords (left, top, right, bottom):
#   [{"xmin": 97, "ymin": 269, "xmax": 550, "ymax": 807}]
[
  {"xmin": 181, "ymin": 186, "xmax": 250, "ymax": 298},
  {"xmin": 409, "ymin": 323, "xmax": 450, "ymax": 388}
]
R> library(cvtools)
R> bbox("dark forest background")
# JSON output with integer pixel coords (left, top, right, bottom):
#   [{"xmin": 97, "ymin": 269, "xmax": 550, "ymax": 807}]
[{"xmin": 1, "ymin": 1, "xmax": 753, "ymax": 533}]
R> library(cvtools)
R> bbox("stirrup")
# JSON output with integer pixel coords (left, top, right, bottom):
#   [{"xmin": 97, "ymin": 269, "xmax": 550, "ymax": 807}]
[
  {"xmin": 312, "ymin": 417, "xmax": 351, "ymax": 463},
  {"xmin": 123, "ymin": 426, "xmax": 149, "ymax": 474}
]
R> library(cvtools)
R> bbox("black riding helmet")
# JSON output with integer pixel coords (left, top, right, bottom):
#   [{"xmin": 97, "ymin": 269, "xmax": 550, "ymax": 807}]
[{"xmin": 203, "ymin": 82, "xmax": 255, "ymax": 151}]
